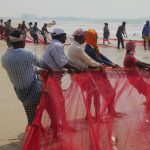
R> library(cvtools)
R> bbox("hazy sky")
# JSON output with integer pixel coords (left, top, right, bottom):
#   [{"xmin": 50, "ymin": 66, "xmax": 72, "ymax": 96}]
[{"xmin": 0, "ymin": 0, "xmax": 149, "ymax": 19}]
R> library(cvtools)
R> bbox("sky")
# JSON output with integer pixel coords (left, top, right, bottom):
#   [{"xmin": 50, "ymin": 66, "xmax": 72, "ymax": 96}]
[{"xmin": 0, "ymin": 0, "xmax": 149, "ymax": 19}]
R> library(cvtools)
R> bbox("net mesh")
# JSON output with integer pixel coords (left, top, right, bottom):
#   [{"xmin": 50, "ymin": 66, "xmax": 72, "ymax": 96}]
[{"xmin": 22, "ymin": 68, "xmax": 150, "ymax": 150}]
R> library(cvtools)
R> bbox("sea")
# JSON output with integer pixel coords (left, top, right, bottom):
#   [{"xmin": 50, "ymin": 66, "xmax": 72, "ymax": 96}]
[{"xmin": 40, "ymin": 19, "xmax": 147, "ymax": 41}]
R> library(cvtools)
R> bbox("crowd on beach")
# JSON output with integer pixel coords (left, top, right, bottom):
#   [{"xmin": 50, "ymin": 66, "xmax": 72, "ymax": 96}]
[
  {"xmin": 1, "ymin": 18, "xmax": 150, "ymax": 140},
  {"xmin": 0, "ymin": 19, "xmax": 150, "ymax": 49}
]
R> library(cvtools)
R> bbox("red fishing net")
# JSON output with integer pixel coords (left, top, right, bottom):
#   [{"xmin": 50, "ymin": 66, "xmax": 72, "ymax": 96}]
[{"xmin": 22, "ymin": 69, "xmax": 150, "ymax": 150}]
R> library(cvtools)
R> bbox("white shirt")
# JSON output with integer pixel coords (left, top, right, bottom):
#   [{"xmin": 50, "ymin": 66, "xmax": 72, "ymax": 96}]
[
  {"xmin": 68, "ymin": 41, "xmax": 100, "ymax": 69},
  {"xmin": 43, "ymin": 39, "xmax": 68, "ymax": 70}
]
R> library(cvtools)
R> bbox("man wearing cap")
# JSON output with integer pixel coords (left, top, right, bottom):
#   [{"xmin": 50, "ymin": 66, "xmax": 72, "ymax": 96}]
[
  {"xmin": 43, "ymin": 27, "xmax": 80, "ymax": 135},
  {"xmin": 68, "ymin": 28, "xmax": 102, "ymax": 69},
  {"xmin": 1, "ymin": 30, "xmax": 53, "ymax": 125},
  {"xmin": 43, "ymin": 27, "xmax": 81, "ymax": 72}
]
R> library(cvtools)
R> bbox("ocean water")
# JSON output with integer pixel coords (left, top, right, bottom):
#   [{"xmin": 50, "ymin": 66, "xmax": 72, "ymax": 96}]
[{"xmin": 41, "ymin": 20, "xmax": 145, "ymax": 40}]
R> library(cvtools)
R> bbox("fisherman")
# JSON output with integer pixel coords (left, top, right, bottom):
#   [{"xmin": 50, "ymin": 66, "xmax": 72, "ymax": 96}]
[
  {"xmin": 124, "ymin": 41, "xmax": 150, "ymax": 113},
  {"xmin": 41, "ymin": 23, "xmax": 49, "ymax": 44},
  {"xmin": 116, "ymin": 21, "xmax": 128, "ymax": 49},
  {"xmin": 1, "ymin": 30, "xmax": 53, "ymax": 125}
]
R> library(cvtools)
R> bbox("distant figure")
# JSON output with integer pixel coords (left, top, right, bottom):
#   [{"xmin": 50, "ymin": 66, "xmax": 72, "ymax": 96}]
[
  {"xmin": 142, "ymin": 20, "xmax": 150, "ymax": 50},
  {"xmin": 1, "ymin": 30, "xmax": 53, "ymax": 125},
  {"xmin": 17, "ymin": 23, "xmax": 22, "ymax": 31},
  {"xmin": 21, "ymin": 21, "xmax": 29, "ymax": 40},
  {"xmin": 28, "ymin": 22, "xmax": 33, "ymax": 38},
  {"xmin": 0, "ymin": 19, "xmax": 5, "ymax": 39},
  {"xmin": 5, "ymin": 19, "xmax": 13, "ymax": 46},
  {"xmin": 124, "ymin": 41, "xmax": 150, "ymax": 113},
  {"xmin": 116, "ymin": 21, "xmax": 128, "ymax": 49},
  {"xmin": 32, "ymin": 22, "xmax": 41, "ymax": 44},
  {"xmin": 103, "ymin": 23, "xmax": 110, "ymax": 45},
  {"xmin": 41, "ymin": 23, "xmax": 49, "ymax": 45}
]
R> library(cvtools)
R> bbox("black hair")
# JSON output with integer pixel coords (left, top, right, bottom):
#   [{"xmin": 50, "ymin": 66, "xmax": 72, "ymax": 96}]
[
  {"xmin": 122, "ymin": 21, "xmax": 126, "ymax": 25},
  {"xmin": 52, "ymin": 33, "xmax": 66, "ymax": 40},
  {"xmin": 9, "ymin": 30, "xmax": 25, "ymax": 48},
  {"xmin": 10, "ymin": 30, "xmax": 22, "ymax": 38},
  {"xmin": 28, "ymin": 22, "xmax": 32, "ymax": 25}
]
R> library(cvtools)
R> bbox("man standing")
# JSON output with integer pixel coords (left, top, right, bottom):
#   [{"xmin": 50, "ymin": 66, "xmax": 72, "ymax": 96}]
[
  {"xmin": 116, "ymin": 21, "xmax": 128, "ymax": 49},
  {"xmin": 142, "ymin": 20, "xmax": 150, "ymax": 50},
  {"xmin": 1, "ymin": 30, "xmax": 53, "ymax": 125},
  {"xmin": 41, "ymin": 23, "xmax": 49, "ymax": 45},
  {"xmin": 32, "ymin": 22, "xmax": 41, "ymax": 45}
]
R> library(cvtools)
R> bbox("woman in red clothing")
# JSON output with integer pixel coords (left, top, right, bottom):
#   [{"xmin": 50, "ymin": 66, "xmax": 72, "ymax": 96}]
[{"xmin": 124, "ymin": 41, "xmax": 150, "ymax": 113}]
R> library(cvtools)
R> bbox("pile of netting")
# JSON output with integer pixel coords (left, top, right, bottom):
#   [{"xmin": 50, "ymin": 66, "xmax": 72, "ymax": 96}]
[{"xmin": 22, "ymin": 68, "xmax": 150, "ymax": 150}]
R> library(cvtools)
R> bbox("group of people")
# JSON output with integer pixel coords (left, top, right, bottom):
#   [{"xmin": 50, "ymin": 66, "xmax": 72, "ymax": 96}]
[
  {"xmin": 0, "ymin": 19, "xmax": 50, "ymax": 45},
  {"xmin": 103, "ymin": 20, "xmax": 150, "ymax": 50},
  {"xmin": 1, "ymin": 24, "xmax": 150, "ymax": 140}
]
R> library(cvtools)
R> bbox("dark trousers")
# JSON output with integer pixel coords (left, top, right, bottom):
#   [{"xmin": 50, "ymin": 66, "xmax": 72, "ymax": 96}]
[{"xmin": 117, "ymin": 37, "xmax": 124, "ymax": 49}]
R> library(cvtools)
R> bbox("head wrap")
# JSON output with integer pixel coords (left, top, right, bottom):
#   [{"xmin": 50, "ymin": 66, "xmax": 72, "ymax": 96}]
[
  {"xmin": 126, "ymin": 41, "xmax": 136, "ymax": 53},
  {"xmin": 85, "ymin": 29, "xmax": 99, "ymax": 54}
]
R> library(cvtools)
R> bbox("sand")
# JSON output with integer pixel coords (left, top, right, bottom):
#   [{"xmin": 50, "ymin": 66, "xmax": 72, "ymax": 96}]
[{"xmin": 0, "ymin": 39, "xmax": 150, "ymax": 149}]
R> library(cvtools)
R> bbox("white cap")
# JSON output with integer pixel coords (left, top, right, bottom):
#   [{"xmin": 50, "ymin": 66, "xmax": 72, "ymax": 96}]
[{"xmin": 52, "ymin": 27, "xmax": 66, "ymax": 36}]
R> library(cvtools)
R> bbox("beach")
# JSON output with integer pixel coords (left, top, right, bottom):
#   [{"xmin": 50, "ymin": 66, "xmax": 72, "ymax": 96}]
[{"xmin": 0, "ymin": 39, "xmax": 150, "ymax": 149}]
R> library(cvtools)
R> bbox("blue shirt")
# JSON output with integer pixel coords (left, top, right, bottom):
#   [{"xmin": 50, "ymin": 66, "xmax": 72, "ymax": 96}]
[
  {"xmin": 43, "ymin": 39, "xmax": 68, "ymax": 70},
  {"xmin": 84, "ymin": 44, "xmax": 113, "ymax": 66},
  {"xmin": 142, "ymin": 25, "xmax": 150, "ymax": 36},
  {"xmin": 1, "ymin": 48, "xmax": 46, "ymax": 89}
]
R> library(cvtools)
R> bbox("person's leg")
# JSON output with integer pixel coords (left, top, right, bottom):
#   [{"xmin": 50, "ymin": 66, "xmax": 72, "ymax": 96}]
[
  {"xmin": 148, "ymin": 40, "xmax": 150, "ymax": 50},
  {"xmin": 44, "ymin": 36, "xmax": 47, "ymax": 45},
  {"xmin": 117, "ymin": 38, "xmax": 120, "ymax": 49},
  {"xmin": 120, "ymin": 37, "xmax": 124, "ymax": 48},
  {"xmin": 93, "ymin": 90, "xmax": 100, "ymax": 121},
  {"xmin": 144, "ymin": 39, "xmax": 147, "ymax": 50},
  {"xmin": 23, "ymin": 102, "xmax": 38, "ymax": 125},
  {"xmin": 36, "ymin": 34, "xmax": 38, "ymax": 45}
]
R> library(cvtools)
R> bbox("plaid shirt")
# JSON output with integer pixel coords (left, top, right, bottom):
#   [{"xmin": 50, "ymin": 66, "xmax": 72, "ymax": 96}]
[{"xmin": 1, "ymin": 48, "xmax": 46, "ymax": 89}]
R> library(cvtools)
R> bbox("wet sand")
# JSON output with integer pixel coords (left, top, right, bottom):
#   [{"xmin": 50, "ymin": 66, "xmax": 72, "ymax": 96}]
[{"xmin": 0, "ymin": 40, "xmax": 150, "ymax": 149}]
